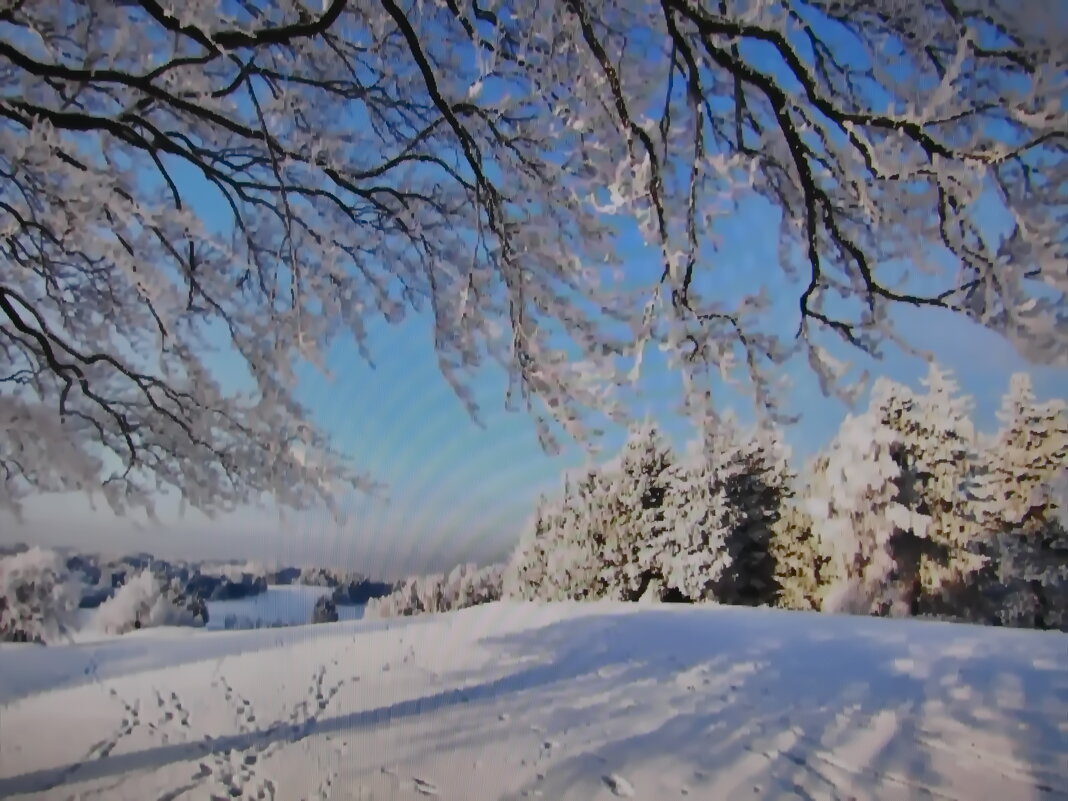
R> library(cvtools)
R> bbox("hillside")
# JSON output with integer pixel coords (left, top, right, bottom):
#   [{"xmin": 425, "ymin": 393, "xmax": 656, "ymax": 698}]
[{"xmin": 0, "ymin": 604, "xmax": 1064, "ymax": 800}]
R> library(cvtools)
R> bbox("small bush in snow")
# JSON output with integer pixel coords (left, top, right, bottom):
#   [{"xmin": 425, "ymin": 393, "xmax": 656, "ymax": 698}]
[
  {"xmin": 92, "ymin": 570, "xmax": 207, "ymax": 635},
  {"xmin": 0, "ymin": 547, "xmax": 80, "ymax": 644},
  {"xmin": 311, "ymin": 595, "xmax": 339, "ymax": 624},
  {"xmin": 366, "ymin": 563, "xmax": 503, "ymax": 618}
]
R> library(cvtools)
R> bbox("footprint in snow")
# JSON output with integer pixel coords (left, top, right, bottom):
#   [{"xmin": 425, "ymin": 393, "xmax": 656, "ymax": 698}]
[
  {"xmin": 412, "ymin": 777, "xmax": 439, "ymax": 796},
  {"xmin": 602, "ymin": 774, "xmax": 635, "ymax": 797}
]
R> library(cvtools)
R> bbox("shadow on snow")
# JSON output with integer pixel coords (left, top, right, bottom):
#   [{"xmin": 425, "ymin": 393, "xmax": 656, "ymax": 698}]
[{"xmin": 0, "ymin": 605, "xmax": 1063, "ymax": 798}]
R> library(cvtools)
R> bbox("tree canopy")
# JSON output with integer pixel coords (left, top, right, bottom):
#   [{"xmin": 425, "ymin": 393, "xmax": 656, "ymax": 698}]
[{"xmin": 1, "ymin": 0, "xmax": 1064, "ymax": 515}]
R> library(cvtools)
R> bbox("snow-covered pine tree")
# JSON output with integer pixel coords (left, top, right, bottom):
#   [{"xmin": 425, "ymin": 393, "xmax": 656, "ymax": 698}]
[
  {"xmin": 706, "ymin": 421, "xmax": 793, "ymax": 606},
  {"xmin": 509, "ymin": 419, "xmax": 793, "ymax": 605},
  {"xmin": 770, "ymin": 497, "xmax": 829, "ymax": 611},
  {"xmin": 870, "ymin": 366, "xmax": 990, "ymax": 619},
  {"xmin": 656, "ymin": 453, "xmax": 734, "ymax": 603},
  {"xmin": 366, "ymin": 563, "xmax": 503, "ymax": 618},
  {"xmin": 452, "ymin": 563, "xmax": 503, "ymax": 608},
  {"xmin": 593, "ymin": 425, "xmax": 675, "ymax": 601},
  {"xmin": 979, "ymin": 374, "xmax": 1068, "ymax": 631},
  {"xmin": 532, "ymin": 471, "xmax": 602, "ymax": 601},
  {"xmin": 654, "ymin": 417, "xmax": 791, "ymax": 605},
  {"xmin": 503, "ymin": 495, "xmax": 555, "ymax": 601},
  {"xmin": 505, "ymin": 425, "xmax": 675, "ymax": 602},
  {"xmin": 806, "ymin": 409, "xmax": 931, "ymax": 617}
]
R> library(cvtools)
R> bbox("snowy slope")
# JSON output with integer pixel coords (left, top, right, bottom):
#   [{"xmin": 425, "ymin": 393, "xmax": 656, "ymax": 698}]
[{"xmin": 0, "ymin": 603, "xmax": 1064, "ymax": 800}]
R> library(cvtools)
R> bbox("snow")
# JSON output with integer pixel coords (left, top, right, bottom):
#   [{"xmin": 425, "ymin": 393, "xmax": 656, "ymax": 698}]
[
  {"xmin": 203, "ymin": 585, "xmax": 366, "ymax": 631},
  {"xmin": 71, "ymin": 585, "xmax": 364, "ymax": 637},
  {"xmin": 0, "ymin": 603, "xmax": 1064, "ymax": 800},
  {"xmin": 91, "ymin": 571, "xmax": 202, "ymax": 635}
]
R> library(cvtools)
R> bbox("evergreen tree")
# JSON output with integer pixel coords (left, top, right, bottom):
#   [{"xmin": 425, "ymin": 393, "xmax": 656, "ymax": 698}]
[
  {"xmin": 506, "ymin": 426, "xmax": 677, "ymax": 602},
  {"xmin": 980, "ymin": 374, "xmax": 1068, "ymax": 630},
  {"xmin": 655, "ymin": 454, "xmax": 735, "ymax": 602},
  {"xmin": 506, "ymin": 419, "xmax": 792, "ymax": 606},
  {"xmin": 503, "ymin": 496, "xmax": 555, "ymax": 601},
  {"xmin": 548, "ymin": 469, "xmax": 613, "ymax": 600},
  {"xmin": 870, "ymin": 366, "xmax": 990, "ymax": 619},
  {"xmin": 707, "ymin": 423, "xmax": 793, "ymax": 606},
  {"xmin": 805, "ymin": 410, "xmax": 931, "ymax": 617},
  {"xmin": 771, "ymin": 495, "xmax": 830, "ymax": 612},
  {"xmin": 656, "ymin": 419, "xmax": 792, "ymax": 605},
  {"xmin": 595, "ymin": 425, "xmax": 675, "ymax": 601}
]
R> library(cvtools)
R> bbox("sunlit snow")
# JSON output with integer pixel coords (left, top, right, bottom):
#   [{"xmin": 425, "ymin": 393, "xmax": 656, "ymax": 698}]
[{"xmin": 1, "ymin": 603, "xmax": 1064, "ymax": 800}]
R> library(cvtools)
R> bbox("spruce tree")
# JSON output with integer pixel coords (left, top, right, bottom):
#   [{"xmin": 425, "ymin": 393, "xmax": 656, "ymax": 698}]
[
  {"xmin": 870, "ymin": 366, "xmax": 990, "ymax": 619},
  {"xmin": 771, "ymin": 497, "xmax": 830, "ymax": 612},
  {"xmin": 980, "ymin": 374, "xmax": 1068, "ymax": 630}
]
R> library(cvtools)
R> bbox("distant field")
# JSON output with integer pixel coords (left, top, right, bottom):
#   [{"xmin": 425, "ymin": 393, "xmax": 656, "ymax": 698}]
[{"xmin": 204, "ymin": 585, "xmax": 366, "ymax": 630}]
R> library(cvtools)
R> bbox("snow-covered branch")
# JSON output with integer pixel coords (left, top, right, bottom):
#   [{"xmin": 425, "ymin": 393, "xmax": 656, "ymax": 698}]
[{"xmin": 2, "ymin": 0, "xmax": 1063, "ymax": 513}]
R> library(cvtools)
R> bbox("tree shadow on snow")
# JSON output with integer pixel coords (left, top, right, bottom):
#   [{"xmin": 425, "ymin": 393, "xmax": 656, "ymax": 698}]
[
  {"xmin": 0, "ymin": 606, "xmax": 1063, "ymax": 798},
  {"xmin": 414, "ymin": 607, "xmax": 1068, "ymax": 800}
]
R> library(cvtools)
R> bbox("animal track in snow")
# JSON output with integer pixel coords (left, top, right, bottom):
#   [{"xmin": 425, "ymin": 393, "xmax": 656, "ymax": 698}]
[
  {"xmin": 146, "ymin": 688, "xmax": 192, "ymax": 744},
  {"xmin": 197, "ymin": 742, "xmax": 277, "ymax": 800},
  {"xmin": 85, "ymin": 690, "xmax": 141, "ymax": 760}
]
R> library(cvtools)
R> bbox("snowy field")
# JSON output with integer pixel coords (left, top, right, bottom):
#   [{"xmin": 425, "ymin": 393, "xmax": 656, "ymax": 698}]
[
  {"xmin": 73, "ymin": 585, "xmax": 365, "ymax": 635},
  {"xmin": 204, "ymin": 585, "xmax": 366, "ymax": 631},
  {"xmin": 0, "ymin": 603, "xmax": 1064, "ymax": 801}
]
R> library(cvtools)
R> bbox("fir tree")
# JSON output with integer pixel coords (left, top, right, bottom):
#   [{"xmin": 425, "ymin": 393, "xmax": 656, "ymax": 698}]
[
  {"xmin": 980, "ymin": 374, "xmax": 1068, "ymax": 631},
  {"xmin": 596, "ymin": 425, "xmax": 675, "ymax": 601},
  {"xmin": 870, "ymin": 366, "xmax": 990, "ymax": 619},
  {"xmin": 805, "ymin": 410, "xmax": 931, "ymax": 617},
  {"xmin": 771, "ymin": 497, "xmax": 830, "ymax": 612}
]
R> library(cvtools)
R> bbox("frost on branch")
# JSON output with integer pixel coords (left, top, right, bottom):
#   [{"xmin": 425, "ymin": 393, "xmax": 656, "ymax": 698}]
[
  {"xmin": 2, "ymin": 0, "xmax": 1064, "ymax": 512},
  {"xmin": 0, "ymin": 547, "xmax": 80, "ymax": 644}
]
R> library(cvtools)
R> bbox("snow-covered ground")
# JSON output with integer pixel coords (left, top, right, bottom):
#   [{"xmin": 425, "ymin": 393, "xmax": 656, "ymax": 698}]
[{"xmin": 0, "ymin": 603, "xmax": 1064, "ymax": 800}]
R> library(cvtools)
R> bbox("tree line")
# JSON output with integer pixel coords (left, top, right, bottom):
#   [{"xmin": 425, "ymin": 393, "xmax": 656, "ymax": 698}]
[{"xmin": 503, "ymin": 366, "xmax": 1066, "ymax": 630}]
